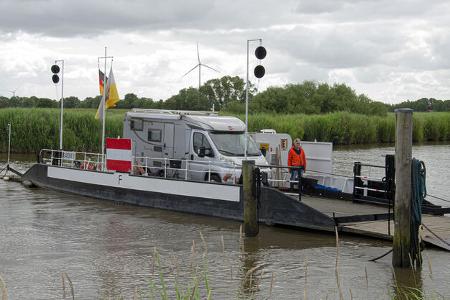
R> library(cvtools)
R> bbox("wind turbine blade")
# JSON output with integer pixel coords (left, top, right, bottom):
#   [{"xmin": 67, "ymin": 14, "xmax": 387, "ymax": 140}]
[
  {"xmin": 197, "ymin": 42, "xmax": 201, "ymax": 64},
  {"xmin": 201, "ymin": 64, "xmax": 220, "ymax": 73},
  {"xmin": 182, "ymin": 64, "xmax": 200, "ymax": 77}
]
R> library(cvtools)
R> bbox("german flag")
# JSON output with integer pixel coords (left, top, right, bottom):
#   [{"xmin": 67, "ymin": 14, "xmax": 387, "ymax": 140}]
[
  {"xmin": 96, "ymin": 67, "xmax": 120, "ymax": 119},
  {"xmin": 98, "ymin": 70, "xmax": 108, "ymax": 95}
]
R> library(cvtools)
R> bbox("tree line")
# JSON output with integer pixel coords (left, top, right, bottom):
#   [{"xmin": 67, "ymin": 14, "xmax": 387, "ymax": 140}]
[{"xmin": 1, "ymin": 76, "xmax": 450, "ymax": 115}]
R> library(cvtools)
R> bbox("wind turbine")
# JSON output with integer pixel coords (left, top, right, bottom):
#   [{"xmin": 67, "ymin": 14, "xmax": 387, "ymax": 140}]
[
  {"xmin": 9, "ymin": 86, "xmax": 20, "ymax": 98},
  {"xmin": 183, "ymin": 43, "xmax": 219, "ymax": 90},
  {"xmin": 9, "ymin": 90, "xmax": 16, "ymax": 98}
]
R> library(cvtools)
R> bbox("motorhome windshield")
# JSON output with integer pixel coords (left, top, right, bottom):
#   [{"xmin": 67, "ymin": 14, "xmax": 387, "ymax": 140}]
[{"xmin": 209, "ymin": 132, "xmax": 260, "ymax": 156}]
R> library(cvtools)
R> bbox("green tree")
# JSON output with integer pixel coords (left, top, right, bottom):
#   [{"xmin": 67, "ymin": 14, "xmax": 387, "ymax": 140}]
[
  {"xmin": 199, "ymin": 76, "xmax": 250, "ymax": 110},
  {"xmin": 35, "ymin": 97, "xmax": 58, "ymax": 108},
  {"xmin": 79, "ymin": 96, "xmax": 102, "ymax": 108},
  {"xmin": 164, "ymin": 88, "xmax": 209, "ymax": 111},
  {"xmin": 63, "ymin": 96, "xmax": 81, "ymax": 108}
]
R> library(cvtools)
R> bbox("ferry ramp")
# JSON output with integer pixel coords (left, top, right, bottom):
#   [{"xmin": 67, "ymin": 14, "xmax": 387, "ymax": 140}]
[{"xmin": 283, "ymin": 192, "xmax": 450, "ymax": 251}]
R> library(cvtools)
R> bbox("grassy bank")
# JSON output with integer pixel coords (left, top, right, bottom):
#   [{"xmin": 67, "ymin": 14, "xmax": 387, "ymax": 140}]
[
  {"xmin": 0, "ymin": 108, "xmax": 123, "ymax": 153},
  {"xmin": 1, "ymin": 108, "xmax": 450, "ymax": 153},
  {"xmin": 241, "ymin": 112, "xmax": 450, "ymax": 144}
]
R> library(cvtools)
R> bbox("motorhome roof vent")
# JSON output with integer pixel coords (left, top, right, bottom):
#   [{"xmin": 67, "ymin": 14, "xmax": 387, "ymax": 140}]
[
  {"xmin": 131, "ymin": 109, "xmax": 218, "ymax": 116},
  {"xmin": 260, "ymin": 129, "xmax": 277, "ymax": 134}
]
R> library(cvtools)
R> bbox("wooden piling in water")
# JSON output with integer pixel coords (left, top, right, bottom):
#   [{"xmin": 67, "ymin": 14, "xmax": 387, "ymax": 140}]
[
  {"xmin": 243, "ymin": 160, "xmax": 258, "ymax": 237},
  {"xmin": 393, "ymin": 108, "xmax": 413, "ymax": 268}
]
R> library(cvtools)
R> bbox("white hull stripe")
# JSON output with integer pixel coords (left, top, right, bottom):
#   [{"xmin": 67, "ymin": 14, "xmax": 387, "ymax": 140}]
[
  {"xmin": 106, "ymin": 149, "xmax": 132, "ymax": 161},
  {"xmin": 47, "ymin": 167, "xmax": 240, "ymax": 202}
]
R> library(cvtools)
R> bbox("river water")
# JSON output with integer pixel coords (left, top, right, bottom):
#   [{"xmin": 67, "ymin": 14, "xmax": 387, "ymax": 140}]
[{"xmin": 0, "ymin": 144, "xmax": 449, "ymax": 299}]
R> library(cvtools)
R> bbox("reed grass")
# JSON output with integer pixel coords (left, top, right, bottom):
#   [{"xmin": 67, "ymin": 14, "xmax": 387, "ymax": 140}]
[
  {"xmin": 1, "ymin": 108, "xmax": 450, "ymax": 153},
  {"xmin": 0, "ymin": 108, "xmax": 123, "ymax": 153},
  {"xmin": 0, "ymin": 273, "xmax": 7, "ymax": 300},
  {"xmin": 241, "ymin": 112, "xmax": 450, "ymax": 145},
  {"xmin": 61, "ymin": 272, "xmax": 74, "ymax": 300}
]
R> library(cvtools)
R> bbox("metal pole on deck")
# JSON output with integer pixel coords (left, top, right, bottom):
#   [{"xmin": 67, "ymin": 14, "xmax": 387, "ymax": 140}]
[
  {"xmin": 392, "ymin": 108, "xmax": 413, "ymax": 268},
  {"xmin": 298, "ymin": 167, "xmax": 302, "ymax": 202},
  {"xmin": 245, "ymin": 38, "xmax": 262, "ymax": 159},
  {"xmin": 7, "ymin": 123, "xmax": 11, "ymax": 167},
  {"xmin": 243, "ymin": 160, "xmax": 258, "ymax": 236},
  {"xmin": 98, "ymin": 48, "xmax": 113, "ymax": 171},
  {"xmin": 101, "ymin": 47, "xmax": 107, "ymax": 170},
  {"xmin": 58, "ymin": 60, "xmax": 64, "ymax": 150}
]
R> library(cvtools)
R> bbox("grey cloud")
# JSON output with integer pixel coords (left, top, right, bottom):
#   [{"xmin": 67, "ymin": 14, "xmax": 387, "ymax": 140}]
[
  {"xmin": 296, "ymin": 0, "xmax": 345, "ymax": 14},
  {"xmin": 3, "ymin": 0, "xmax": 450, "ymax": 103},
  {"xmin": 0, "ymin": 0, "xmax": 300, "ymax": 37}
]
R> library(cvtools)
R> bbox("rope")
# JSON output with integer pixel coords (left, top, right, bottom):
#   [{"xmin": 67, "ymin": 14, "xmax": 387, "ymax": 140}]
[
  {"xmin": 427, "ymin": 194, "xmax": 450, "ymax": 204},
  {"xmin": 0, "ymin": 166, "xmax": 6, "ymax": 176},
  {"xmin": 369, "ymin": 249, "xmax": 392, "ymax": 262},
  {"xmin": 422, "ymin": 223, "xmax": 450, "ymax": 247},
  {"xmin": 254, "ymin": 167, "xmax": 262, "ymax": 221},
  {"xmin": 410, "ymin": 158, "xmax": 426, "ymax": 265}
]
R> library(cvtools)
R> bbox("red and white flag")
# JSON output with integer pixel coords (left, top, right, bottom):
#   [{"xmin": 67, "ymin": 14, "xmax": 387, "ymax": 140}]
[{"xmin": 106, "ymin": 138, "xmax": 132, "ymax": 172}]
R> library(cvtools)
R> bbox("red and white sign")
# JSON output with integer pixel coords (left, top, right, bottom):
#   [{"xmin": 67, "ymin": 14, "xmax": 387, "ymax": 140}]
[{"xmin": 106, "ymin": 138, "xmax": 132, "ymax": 172}]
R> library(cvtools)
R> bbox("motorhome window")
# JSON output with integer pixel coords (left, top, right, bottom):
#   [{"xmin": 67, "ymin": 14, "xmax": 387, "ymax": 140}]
[
  {"xmin": 209, "ymin": 132, "xmax": 260, "ymax": 156},
  {"xmin": 148, "ymin": 129, "xmax": 162, "ymax": 142},
  {"xmin": 130, "ymin": 119, "xmax": 143, "ymax": 131},
  {"xmin": 193, "ymin": 132, "xmax": 212, "ymax": 155}
]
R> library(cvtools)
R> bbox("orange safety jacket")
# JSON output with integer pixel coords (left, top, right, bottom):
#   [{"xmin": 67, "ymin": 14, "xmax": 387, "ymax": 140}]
[{"xmin": 288, "ymin": 146, "xmax": 306, "ymax": 170}]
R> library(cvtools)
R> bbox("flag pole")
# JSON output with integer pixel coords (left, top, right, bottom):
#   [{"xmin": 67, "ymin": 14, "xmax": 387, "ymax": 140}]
[
  {"xmin": 55, "ymin": 59, "xmax": 64, "ymax": 150},
  {"xmin": 101, "ymin": 46, "xmax": 107, "ymax": 170},
  {"xmin": 98, "ymin": 48, "xmax": 114, "ymax": 171}
]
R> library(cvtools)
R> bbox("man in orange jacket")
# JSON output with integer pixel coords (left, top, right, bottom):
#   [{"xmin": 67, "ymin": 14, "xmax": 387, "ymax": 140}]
[{"xmin": 288, "ymin": 138, "xmax": 307, "ymax": 189}]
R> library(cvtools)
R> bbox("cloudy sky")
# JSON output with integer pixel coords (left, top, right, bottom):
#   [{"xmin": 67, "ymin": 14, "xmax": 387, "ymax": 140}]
[{"xmin": 1, "ymin": 0, "xmax": 450, "ymax": 103}]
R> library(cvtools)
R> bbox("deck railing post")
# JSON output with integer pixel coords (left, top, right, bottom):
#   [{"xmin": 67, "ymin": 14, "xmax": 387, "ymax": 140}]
[
  {"xmin": 393, "ymin": 108, "xmax": 414, "ymax": 268},
  {"xmin": 164, "ymin": 158, "xmax": 167, "ymax": 178},
  {"xmin": 353, "ymin": 162, "xmax": 362, "ymax": 201},
  {"xmin": 243, "ymin": 160, "xmax": 258, "ymax": 237},
  {"xmin": 298, "ymin": 167, "xmax": 302, "ymax": 201}
]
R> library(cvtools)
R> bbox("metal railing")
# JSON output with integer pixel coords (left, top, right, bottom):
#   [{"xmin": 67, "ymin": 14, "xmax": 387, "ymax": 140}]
[
  {"xmin": 353, "ymin": 161, "xmax": 389, "ymax": 199},
  {"xmin": 39, "ymin": 149, "xmax": 352, "ymax": 192},
  {"xmin": 39, "ymin": 149, "xmax": 105, "ymax": 171},
  {"xmin": 39, "ymin": 149, "xmax": 242, "ymax": 184},
  {"xmin": 131, "ymin": 156, "xmax": 241, "ymax": 183}
]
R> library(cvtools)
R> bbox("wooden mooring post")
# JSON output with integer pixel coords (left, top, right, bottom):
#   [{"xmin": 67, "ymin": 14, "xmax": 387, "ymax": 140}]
[
  {"xmin": 392, "ymin": 108, "xmax": 414, "ymax": 268},
  {"xmin": 243, "ymin": 160, "xmax": 258, "ymax": 237}
]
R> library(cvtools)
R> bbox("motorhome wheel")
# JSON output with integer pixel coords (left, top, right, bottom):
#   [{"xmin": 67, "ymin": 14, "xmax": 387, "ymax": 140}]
[{"xmin": 209, "ymin": 174, "xmax": 221, "ymax": 183}]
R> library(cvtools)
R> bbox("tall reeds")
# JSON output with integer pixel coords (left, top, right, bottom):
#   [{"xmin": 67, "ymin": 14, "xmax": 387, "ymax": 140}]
[
  {"xmin": 241, "ymin": 111, "xmax": 450, "ymax": 145},
  {"xmin": 0, "ymin": 108, "xmax": 123, "ymax": 153},
  {"xmin": 1, "ymin": 108, "xmax": 449, "ymax": 153}
]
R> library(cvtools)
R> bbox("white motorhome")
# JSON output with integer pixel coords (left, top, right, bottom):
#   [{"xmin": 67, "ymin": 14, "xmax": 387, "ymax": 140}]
[{"xmin": 123, "ymin": 109, "xmax": 268, "ymax": 183}]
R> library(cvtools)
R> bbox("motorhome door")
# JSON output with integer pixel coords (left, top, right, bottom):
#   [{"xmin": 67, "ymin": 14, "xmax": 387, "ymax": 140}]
[
  {"xmin": 163, "ymin": 123, "xmax": 175, "ymax": 158},
  {"xmin": 189, "ymin": 130, "xmax": 214, "ymax": 181}
]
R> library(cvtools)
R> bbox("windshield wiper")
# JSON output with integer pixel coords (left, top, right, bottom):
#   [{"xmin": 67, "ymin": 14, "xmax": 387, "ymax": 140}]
[
  {"xmin": 219, "ymin": 150, "xmax": 260, "ymax": 156},
  {"xmin": 248, "ymin": 153, "xmax": 260, "ymax": 156},
  {"xmin": 219, "ymin": 149, "xmax": 238, "ymax": 156}
]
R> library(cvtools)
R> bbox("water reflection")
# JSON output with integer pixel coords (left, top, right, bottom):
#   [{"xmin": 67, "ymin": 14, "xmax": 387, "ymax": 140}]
[
  {"xmin": 393, "ymin": 267, "xmax": 423, "ymax": 300},
  {"xmin": 239, "ymin": 236, "xmax": 262, "ymax": 298}
]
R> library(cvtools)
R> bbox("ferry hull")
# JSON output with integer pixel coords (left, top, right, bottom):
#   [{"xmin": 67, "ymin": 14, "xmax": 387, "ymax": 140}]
[{"xmin": 23, "ymin": 164, "xmax": 336, "ymax": 231}]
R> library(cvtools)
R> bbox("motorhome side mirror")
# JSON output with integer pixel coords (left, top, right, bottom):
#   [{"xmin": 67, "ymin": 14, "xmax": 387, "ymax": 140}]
[
  {"xmin": 205, "ymin": 148, "xmax": 214, "ymax": 157},
  {"xmin": 198, "ymin": 147, "xmax": 206, "ymax": 158}
]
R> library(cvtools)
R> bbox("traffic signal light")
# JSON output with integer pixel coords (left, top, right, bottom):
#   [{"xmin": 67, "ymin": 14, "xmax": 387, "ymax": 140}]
[
  {"xmin": 254, "ymin": 46, "xmax": 266, "ymax": 79},
  {"xmin": 51, "ymin": 64, "xmax": 60, "ymax": 84}
]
